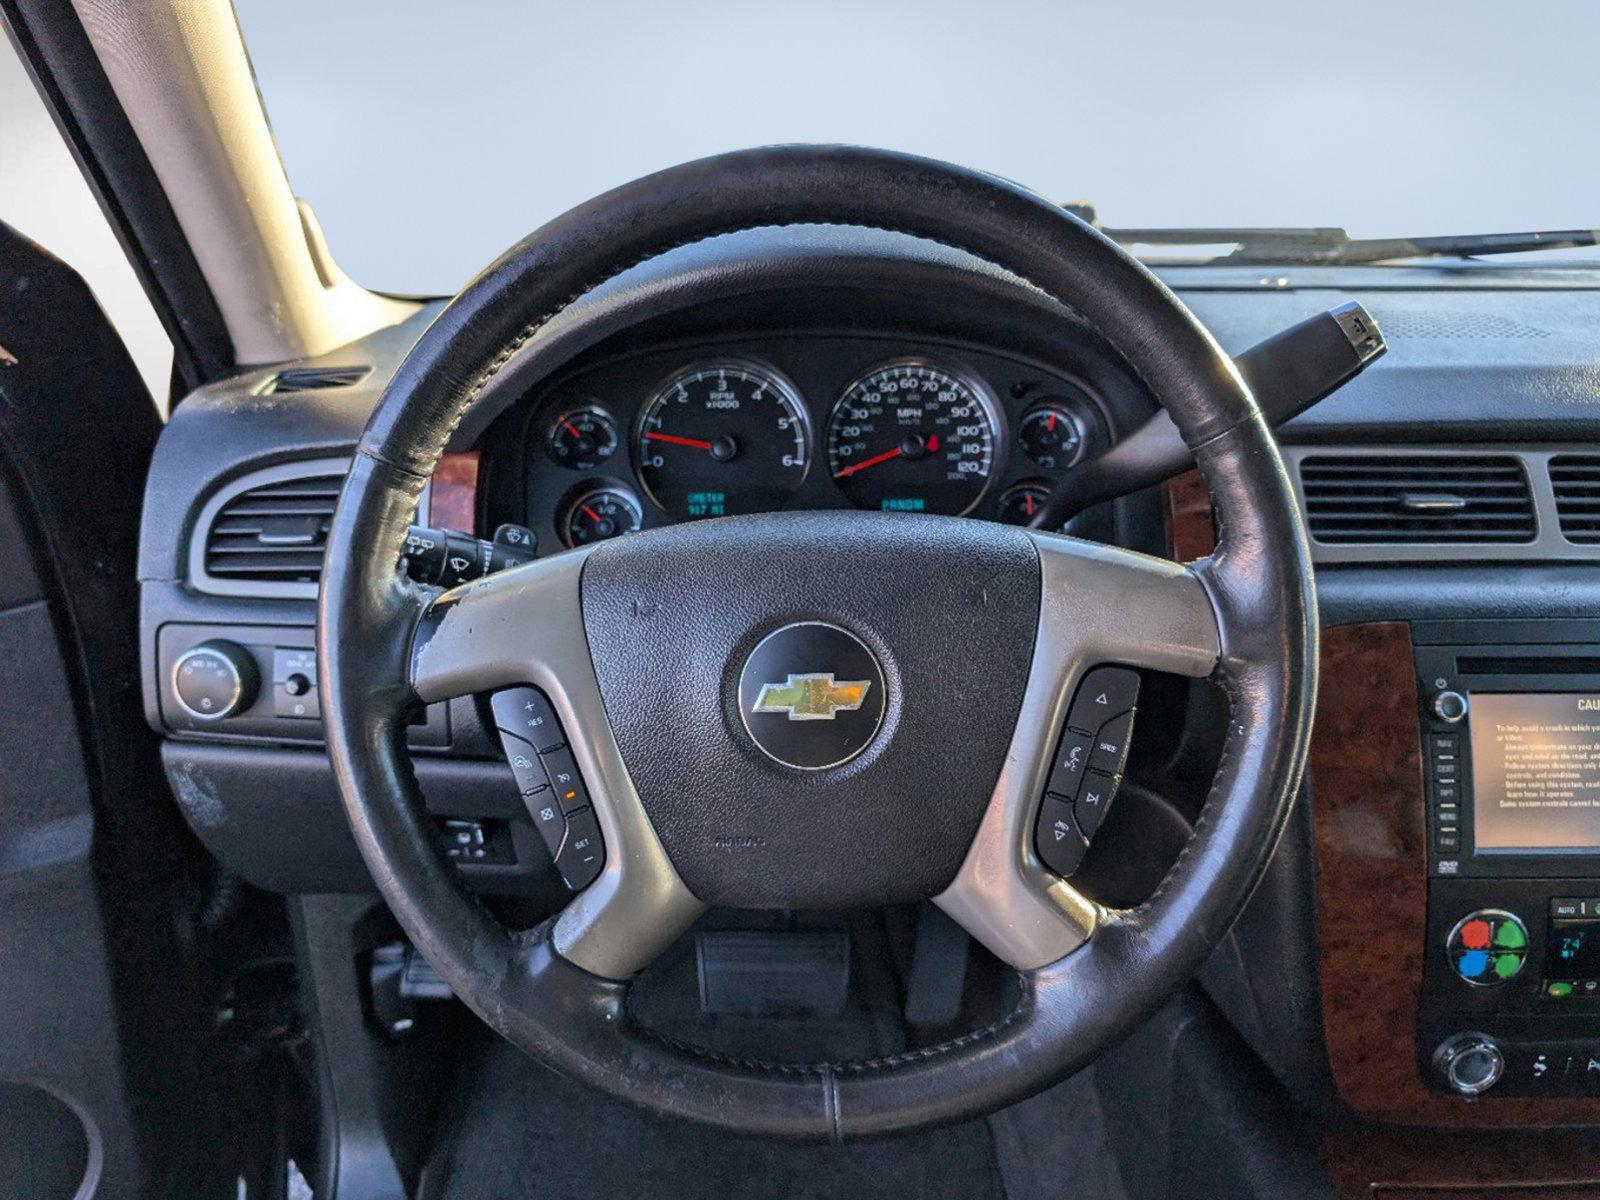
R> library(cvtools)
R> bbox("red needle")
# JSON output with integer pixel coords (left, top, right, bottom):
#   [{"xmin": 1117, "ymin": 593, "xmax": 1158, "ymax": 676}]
[
  {"xmin": 582, "ymin": 505, "xmax": 601, "ymax": 523},
  {"xmin": 644, "ymin": 431, "xmax": 714, "ymax": 451},
  {"xmin": 1025, "ymin": 493, "xmax": 1036, "ymax": 516},
  {"xmin": 564, "ymin": 420, "xmax": 582, "ymax": 438},
  {"xmin": 835, "ymin": 446, "xmax": 903, "ymax": 478},
  {"xmin": 1046, "ymin": 412, "xmax": 1056, "ymax": 432}
]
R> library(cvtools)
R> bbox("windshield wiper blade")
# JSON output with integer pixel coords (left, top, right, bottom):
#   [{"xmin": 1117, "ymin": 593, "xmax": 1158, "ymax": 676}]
[{"xmin": 1103, "ymin": 226, "xmax": 1600, "ymax": 266}]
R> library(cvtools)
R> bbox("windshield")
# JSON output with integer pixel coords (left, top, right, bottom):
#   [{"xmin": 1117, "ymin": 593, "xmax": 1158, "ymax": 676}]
[{"xmin": 235, "ymin": 0, "xmax": 1600, "ymax": 295}]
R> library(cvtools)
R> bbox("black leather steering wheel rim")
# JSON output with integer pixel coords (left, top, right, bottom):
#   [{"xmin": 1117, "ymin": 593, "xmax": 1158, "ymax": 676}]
[{"xmin": 317, "ymin": 145, "xmax": 1318, "ymax": 1141}]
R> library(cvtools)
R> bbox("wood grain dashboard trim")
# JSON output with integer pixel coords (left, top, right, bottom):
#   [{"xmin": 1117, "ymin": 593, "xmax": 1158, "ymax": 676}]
[
  {"xmin": 428, "ymin": 450, "xmax": 480, "ymax": 534},
  {"xmin": 1312, "ymin": 622, "xmax": 1600, "ymax": 1126}
]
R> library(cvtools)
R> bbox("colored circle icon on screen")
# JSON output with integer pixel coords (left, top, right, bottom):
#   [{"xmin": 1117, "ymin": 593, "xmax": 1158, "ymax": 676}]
[{"xmin": 1447, "ymin": 910, "xmax": 1528, "ymax": 987}]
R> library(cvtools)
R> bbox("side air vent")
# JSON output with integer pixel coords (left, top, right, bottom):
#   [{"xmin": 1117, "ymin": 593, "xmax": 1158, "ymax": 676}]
[
  {"xmin": 266, "ymin": 365, "xmax": 371, "ymax": 394},
  {"xmin": 1551, "ymin": 454, "xmax": 1600, "ymax": 544},
  {"xmin": 1298, "ymin": 454, "xmax": 1536, "ymax": 545},
  {"xmin": 192, "ymin": 460, "xmax": 350, "ymax": 597}
]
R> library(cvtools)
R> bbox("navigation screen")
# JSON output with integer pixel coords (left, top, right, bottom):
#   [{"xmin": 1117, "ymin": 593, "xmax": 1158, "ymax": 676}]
[{"xmin": 1471, "ymin": 693, "xmax": 1600, "ymax": 854}]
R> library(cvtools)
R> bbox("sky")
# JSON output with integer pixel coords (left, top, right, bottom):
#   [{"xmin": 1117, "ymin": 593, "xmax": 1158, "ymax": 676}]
[
  {"xmin": 3, "ymin": 0, "xmax": 1599, "ymax": 390},
  {"xmin": 234, "ymin": 0, "xmax": 1600, "ymax": 295}
]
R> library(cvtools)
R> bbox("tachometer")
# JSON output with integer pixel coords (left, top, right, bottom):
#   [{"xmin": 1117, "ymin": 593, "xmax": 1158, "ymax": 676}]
[
  {"xmin": 826, "ymin": 360, "xmax": 998, "ymax": 515},
  {"xmin": 635, "ymin": 362, "xmax": 810, "ymax": 519}
]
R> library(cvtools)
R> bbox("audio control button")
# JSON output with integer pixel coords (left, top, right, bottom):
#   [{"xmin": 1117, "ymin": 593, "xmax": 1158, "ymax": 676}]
[{"xmin": 1433, "ymin": 690, "xmax": 1469, "ymax": 724}]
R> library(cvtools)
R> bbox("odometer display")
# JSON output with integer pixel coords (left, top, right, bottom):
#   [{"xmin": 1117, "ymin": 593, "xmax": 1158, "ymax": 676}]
[
  {"xmin": 635, "ymin": 362, "xmax": 809, "ymax": 519},
  {"xmin": 826, "ymin": 360, "xmax": 998, "ymax": 515}
]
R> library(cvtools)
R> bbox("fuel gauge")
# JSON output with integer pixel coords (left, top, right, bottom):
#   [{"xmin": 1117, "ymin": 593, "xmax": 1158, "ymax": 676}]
[
  {"xmin": 547, "ymin": 406, "xmax": 619, "ymax": 470},
  {"xmin": 563, "ymin": 486, "xmax": 642, "ymax": 547}
]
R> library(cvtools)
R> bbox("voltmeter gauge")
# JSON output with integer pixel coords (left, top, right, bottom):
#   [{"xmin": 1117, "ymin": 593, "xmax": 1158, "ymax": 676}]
[{"xmin": 996, "ymin": 482, "xmax": 1053, "ymax": 526}]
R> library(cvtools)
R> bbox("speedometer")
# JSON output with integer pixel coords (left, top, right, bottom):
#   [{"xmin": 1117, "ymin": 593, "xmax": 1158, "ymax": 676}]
[
  {"xmin": 826, "ymin": 360, "xmax": 999, "ymax": 515},
  {"xmin": 635, "ymin": 362, "xmax": 810, "ymax": 519}
]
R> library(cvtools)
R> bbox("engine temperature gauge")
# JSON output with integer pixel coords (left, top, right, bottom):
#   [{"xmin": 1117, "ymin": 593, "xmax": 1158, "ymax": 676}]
[
  {"xmin": 547, "ymin": 406, "xmax": 619, "ymax": 470},
  {"xmin": 563, "ymin": 487, "xmax": 642, "ymax": 547},
  {"xmin": 1018, "ymin": 403, "xmax": 1083, "ymax": 470}
]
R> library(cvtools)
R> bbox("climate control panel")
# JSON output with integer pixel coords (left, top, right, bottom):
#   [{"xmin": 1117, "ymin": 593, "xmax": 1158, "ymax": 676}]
[{"xmin": 1422, "ymin": 878, "xmax": 1600, "ymax": 1097}]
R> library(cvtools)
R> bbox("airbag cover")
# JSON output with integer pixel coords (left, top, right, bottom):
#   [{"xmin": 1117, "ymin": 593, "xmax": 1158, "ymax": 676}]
[{"xmin": 580, "ymin": 511, "xmax": 1039, "ymax": 908}]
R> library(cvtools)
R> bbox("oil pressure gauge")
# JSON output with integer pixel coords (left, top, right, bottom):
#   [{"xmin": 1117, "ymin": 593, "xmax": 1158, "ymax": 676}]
[{"xmin": 547, "ymin": 406, "xmax": 619, "ymax": 470}]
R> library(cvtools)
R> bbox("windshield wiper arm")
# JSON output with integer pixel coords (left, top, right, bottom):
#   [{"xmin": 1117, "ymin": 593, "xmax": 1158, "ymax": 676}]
[{"xmin": 1103, "ymin": 226, "xmax": 1600, "ymax": 266}]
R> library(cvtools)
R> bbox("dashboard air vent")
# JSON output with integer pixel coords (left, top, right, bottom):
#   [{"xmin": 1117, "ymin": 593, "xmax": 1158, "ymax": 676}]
[
  {"xmin": 1551, "ymin": 455, "xmax": 1600, "ymax": 544},
  {"xmin": 266, "ymin": 365, "xmax": 371, "ymax": 394},
  {"xmin": 1298, "ymin": 454, "xmax": 1536, "ymax": 545},
  {"xmin": 203, "ymin": 473, "xmax": 342, "ymax": 584}
]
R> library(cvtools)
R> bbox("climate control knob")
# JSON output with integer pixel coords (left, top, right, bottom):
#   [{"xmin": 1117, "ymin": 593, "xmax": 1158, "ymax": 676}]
[
  {"xmin": 172, "ymin": 640, "xmax": 258, "ymax": 721},
  {"xmin": 1432, "ymin": 1032, "xmax": 1503, "ymax": 1096}
]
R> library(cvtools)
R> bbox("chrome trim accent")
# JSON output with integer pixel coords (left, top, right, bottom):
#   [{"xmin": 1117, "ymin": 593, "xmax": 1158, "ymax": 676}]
[
  {"xmin": 410, "ymin": 547, "xmax": 703, "ymax": 980},
  {"xmin": 1283, "ymin": 444, "xmax": 1592, "ymax": 564},
  {"xmin": 1330, "ymin": 300, "xmax": 1385, "ymax": 362},
  {"xmin": 934, "ymin": 532, "xmax": 1221, "ymax": 970}
]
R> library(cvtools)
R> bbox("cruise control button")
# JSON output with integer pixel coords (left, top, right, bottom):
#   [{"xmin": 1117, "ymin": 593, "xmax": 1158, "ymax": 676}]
[
  {"xmin": 1066, "ymin": 666, "xmax": 1140, "ymax": 734},
  {"xmin": 1047, "ymin": 730, "xmax": 1095, "ymax": 797},
  {"xmin": 1035, "ymin": 796, "xmax": 1088, "ymax": 877},
  {"xmin": 527, "ymin": 791, "xmax": 567, "ymax": 853},
  {"xmin": 1087, "ymin": 710, "xmax": 1135, "ymax": 777},
  {"xmin": 491, "ymin": 687, "xmax": 565, "ymax": 753},
  {"xmin": 539, "ymin": 746, "xmax": 590, "ymax": 814},
  {"xmin": 555, "ymin": 808, "xmax": 604, "ymax": 890},
  {"xmin": 498, "ymin": 731, "xmax": 550, "ymax": 796},
  {"xmin": 1074, "ymin": 769, "xmax": 1118, "ymax": 838}
]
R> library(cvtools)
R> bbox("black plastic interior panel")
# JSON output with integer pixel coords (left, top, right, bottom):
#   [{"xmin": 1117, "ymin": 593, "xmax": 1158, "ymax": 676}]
[{"xmin": 161, "ymin": 742, "xmax": 561, "ymax": 895}]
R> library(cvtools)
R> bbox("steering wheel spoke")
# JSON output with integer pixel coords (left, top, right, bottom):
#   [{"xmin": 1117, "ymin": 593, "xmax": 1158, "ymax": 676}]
[
  {"xmin": 936, "ymin": 532, "xmax": 1221, "ymax": 970},
  {"xmin": 408, "ymin": 549, "xmax": 703, "ymax": 980}
]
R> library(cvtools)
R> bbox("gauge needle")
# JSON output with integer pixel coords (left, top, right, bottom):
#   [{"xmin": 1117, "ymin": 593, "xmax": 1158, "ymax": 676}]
[
  {"xmin": 582, "ymin": 505, "xmax": 601, "ymax": 523},
  {"xmin": 564, "ymin": 420, "xmax": 582, "ymax": 438},
  {"xmin": 644, "ymin": 431, "xmax": 714, "ymax": 451},
  {"xmin": 835, "ymin": 446, "xmax": 903, "ymax": 478}
]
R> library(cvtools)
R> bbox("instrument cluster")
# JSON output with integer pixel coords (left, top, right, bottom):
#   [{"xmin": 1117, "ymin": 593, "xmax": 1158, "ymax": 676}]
[{"xmin": 513, "ymin": 335, "xmax": 1121, "ymax": 550}]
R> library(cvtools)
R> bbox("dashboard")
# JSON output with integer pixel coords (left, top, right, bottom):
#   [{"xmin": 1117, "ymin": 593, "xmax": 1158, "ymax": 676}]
[
  {"xmin": 134, "ymin": 226, "xmax": 1600, "ymax": 1153},
  {"xmin": 505, "ymin": 335, "xmax": 1119, "ymax": 550}
]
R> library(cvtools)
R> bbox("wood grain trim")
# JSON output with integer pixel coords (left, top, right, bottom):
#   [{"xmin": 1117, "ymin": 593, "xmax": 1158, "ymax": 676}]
[
  {"xmin": 1313, "ymin": 622, "xmax": 1600, "ymax": 1126},
  {"xmin": 428, "ymin": 450, "xmax": 480, "ymax": 534},
  {"xmin": 1162, "ymin": 468, "xmax": 1216, "ymax": 560},
  {"xmin": 1322, "ymin": 1126, "xmax": 1600, "ymax": 1198}
]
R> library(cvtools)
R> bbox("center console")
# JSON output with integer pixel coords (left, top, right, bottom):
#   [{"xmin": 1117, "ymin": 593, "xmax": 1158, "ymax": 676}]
[{"xmin": 1414, "ymin": 620, "xmax": 1600, "ymax": 1098}]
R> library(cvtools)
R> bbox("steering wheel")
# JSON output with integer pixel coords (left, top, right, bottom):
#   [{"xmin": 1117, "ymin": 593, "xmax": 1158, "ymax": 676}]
[{"xmin": 318, "ymin": 146, "xmax": 1317, "ymax": 1141}]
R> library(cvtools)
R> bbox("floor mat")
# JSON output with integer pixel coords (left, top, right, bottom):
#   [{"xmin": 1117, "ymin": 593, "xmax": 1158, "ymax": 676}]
[{"xmin": 421, "ymin": 1039, "xmax": 1005, "ymax": 1200}]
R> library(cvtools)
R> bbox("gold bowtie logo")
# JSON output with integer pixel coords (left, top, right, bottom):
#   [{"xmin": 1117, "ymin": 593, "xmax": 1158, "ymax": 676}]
[{"xmin": 751, "ymin": 673, "xmax": 872, "ymax": 721}]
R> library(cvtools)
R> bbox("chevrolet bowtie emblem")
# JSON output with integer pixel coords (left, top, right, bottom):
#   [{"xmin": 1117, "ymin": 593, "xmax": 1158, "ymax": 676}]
[{"xmin": 751, "ymin": 673, "xmax": 872, "ymax": 721}]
